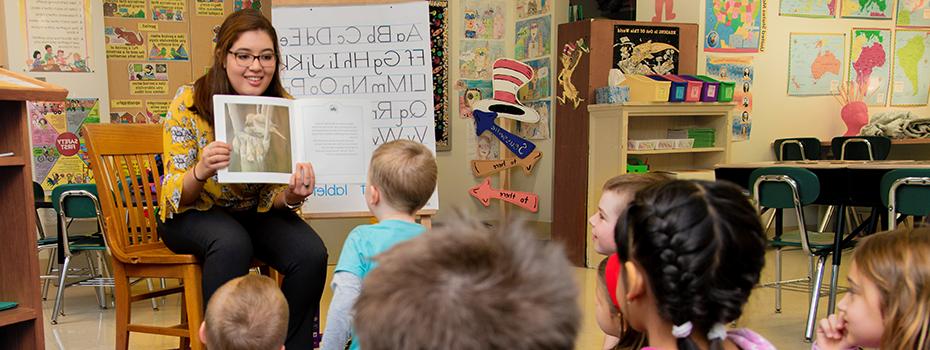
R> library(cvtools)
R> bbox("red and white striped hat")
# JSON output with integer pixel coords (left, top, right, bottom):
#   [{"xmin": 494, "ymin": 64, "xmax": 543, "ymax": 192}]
[{"xmin": 472, "ymin": 58, "xmax": 541, "ymax": 123}]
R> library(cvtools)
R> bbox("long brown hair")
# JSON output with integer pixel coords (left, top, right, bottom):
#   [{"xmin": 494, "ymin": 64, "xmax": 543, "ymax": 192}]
[
  {"xmin": 854, "ymin": 228, "xmax": 930, "ymax": 350},
  {"xmin": 190, "ymin": 9, "xmax": 288, "ymax": 124}
]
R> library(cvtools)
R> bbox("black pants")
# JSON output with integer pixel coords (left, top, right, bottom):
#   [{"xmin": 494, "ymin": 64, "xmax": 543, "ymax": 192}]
[{"xmin": 158, "ymin": 207, "xmax": 328, "ymax": 349}]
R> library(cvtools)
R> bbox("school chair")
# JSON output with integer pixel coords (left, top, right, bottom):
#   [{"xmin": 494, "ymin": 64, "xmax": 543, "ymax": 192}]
[
  {"xmin": 819, "ymin": 136, "xmax": 892, "ymax": 233},
  {"xmin": 773, "ymin": 137, "xmax": 821, "ymax": 161},
  {"xmin": 35, "ymin": 181, "xmax": 59, "ymax": 300},
  {"xmin": 48, "ymin": 183, "xmax": 113, "ymax": 324},
  {"xmin": 881, "ymin": 168, "xmax": 930, "ymax": 230},
  {"xmin": 83, "ymin": 123, "xmax": 206, "ymax": 349},
  {"xmin": 750, "ymin": 167, "xmax": 852, "ymax": 341}
]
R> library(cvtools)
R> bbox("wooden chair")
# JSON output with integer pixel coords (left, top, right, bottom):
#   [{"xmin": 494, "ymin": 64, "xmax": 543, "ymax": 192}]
[{"xmin": 82, "ymin": 123, "xmax": 203, "ymax": 350}]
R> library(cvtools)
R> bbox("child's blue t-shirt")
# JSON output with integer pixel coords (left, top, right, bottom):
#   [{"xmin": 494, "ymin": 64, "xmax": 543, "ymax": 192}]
[{"xmin": 334, "ymin": 219, "xmax": 426, "ymax": 279}]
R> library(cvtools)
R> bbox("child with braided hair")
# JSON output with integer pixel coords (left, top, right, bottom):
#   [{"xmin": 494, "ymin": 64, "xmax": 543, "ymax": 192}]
[{"xmin": 613, "ymin": 180, "xmax": 774, "ymax": 350}]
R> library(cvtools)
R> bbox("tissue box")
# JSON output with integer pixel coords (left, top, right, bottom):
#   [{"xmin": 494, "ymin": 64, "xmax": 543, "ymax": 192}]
[
  {"xmin": 647, "ymin": 75, "xmax": 686, "ymax": 102},
  {"xmin": 595, "ymin": 86, "xmax": 630, "ymax": 104},
  {"xmin": 620, "ymin": 75, "xmax": 672, "ymax": 103}
]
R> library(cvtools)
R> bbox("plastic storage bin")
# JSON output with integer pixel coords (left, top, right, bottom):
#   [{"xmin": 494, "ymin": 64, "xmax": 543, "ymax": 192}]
[
  {"xmin": 663, "ymin": 75, "xmax": 703, "ymax": 102},
  {"xmin": 628, "ymin": 139, "xmax": 658, "ymax": 151},
  {"xmin": 680, "ymin": 75, "xmax": 719, "ymax": 102},
  {"xmin": 620, "ymin": 75, "xmax": 672, "ymax": 103},
  {"xmin": 647, "ymin": 75, "xmax": 686, "ymax": 102}
]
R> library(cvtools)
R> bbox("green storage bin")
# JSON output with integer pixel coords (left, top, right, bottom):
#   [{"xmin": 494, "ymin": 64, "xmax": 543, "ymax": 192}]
[
  {"xmin": 693, "ymin": 75, "xmax": 735, "ymax": 102},
  {"xmin": 688, "ymin": 128, "xmax": 716, "ymax": 148},
  {"xmin": 627, "ymin": 164, "xmax": 649, "ymax": 173}
]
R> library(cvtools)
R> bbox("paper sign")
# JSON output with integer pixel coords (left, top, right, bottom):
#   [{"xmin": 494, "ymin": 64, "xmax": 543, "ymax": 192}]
[
  {"xmin": 152, "ymin": 0, "xmax": 186, "ymax": 21},
  {"xmin": 138, "ymin": 23, "xmax": 159, "ymax": 32},
  {"xmin": 145, "ymin": 100, "xmax": 171, "ymax": 116},
  {"xmin": 196, "ymin": 0, "xmax": 225, "ymax": 16},
  {"xmin": 130, "ymin": 81, "xmax": 169, "ymax": 94},
  {"xmin": 148, "ymin": 33, "xmax": 189, "ymax": 60},
  {"xmin": 111, "ymin": 99, "xmax": 143, "ymax": 108}
]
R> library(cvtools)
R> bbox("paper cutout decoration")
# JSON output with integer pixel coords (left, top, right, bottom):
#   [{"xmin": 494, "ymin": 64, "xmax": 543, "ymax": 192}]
[
  {"xmin": 471, "ymin": 150, "xmax": 541, "ymax": 177},
  {"xmin": 474, "ymin": 110, "xmax": 536, "ymax": 159},
  {"xmin": 472, "ymin": 58, "xmax": 540, "ymax": 123},
  {"xmin": 558, "ymin": 38, "xmax": 589, "ymax": 108},
  {"xmin": 469, "ymin": 178, "xmax": 539, "ymax": 212}
]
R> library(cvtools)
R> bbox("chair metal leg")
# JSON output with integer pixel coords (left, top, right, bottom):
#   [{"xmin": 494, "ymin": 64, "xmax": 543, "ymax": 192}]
[
  {"xmin": 160, "ymin": 278, "xmax": 168, "ymax": 306},
  {"xmin": 805, "ymin": 255, "xmax": 828, "ymax": 341},
  {"xmin": 828, "ymin": 263, "xmax": 840, "ymax": 314},
  {"xmin": 774, "ymin": 247, "xmax": 782, "ymax": 313},
  {"xmin": 42, "ymin": 247, "xmax": 57, "ymax": 300},
  {"xmin": 146, "ymin": 278, "xmax": 159, "ymax": 311},
  {"xmin": 85, "ymin": 253, "xmax": 105, "ymax": 309},
  {"xmin": 818, "ymin": 205, "xmax": 835, "ymax": 233},
  {"xmin": 51, "ymin": 255, "xmax": 72, "ymax": 325},
  {"xmin": 764, "ymin": 209, "xmax": 776, "ymax": 234}
]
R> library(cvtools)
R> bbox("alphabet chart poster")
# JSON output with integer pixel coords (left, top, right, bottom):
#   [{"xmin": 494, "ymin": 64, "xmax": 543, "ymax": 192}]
[{"xmin": 273, "ymin": 1, "xmax": 438, "ymax": 214}]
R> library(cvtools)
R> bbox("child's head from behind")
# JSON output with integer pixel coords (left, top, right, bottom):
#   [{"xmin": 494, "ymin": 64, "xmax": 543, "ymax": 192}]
[
  {"xmin": 596, "ymin": 256, "xmax": 623, "ymax": 337},
  {"xmin": 590, "ymin": 173, "xmax": 671, "ymax": 254},
  {"xmin": 614, "ymin": 180, "xmax": 766, "ymax": 348},
  {"xmin": 354, "ymin": 215, "xmax": 580, "ymax": 350},
  {"xmin": 367, "ymin": 140, "xmax": 437, "ymax": 215},
  {"xmin": 839, "ymin": 228, "xmax": 930, "ymax": 349},
  {"xmin": 201, "ymin": 275, "xmax": 288, "ymax": 350}
]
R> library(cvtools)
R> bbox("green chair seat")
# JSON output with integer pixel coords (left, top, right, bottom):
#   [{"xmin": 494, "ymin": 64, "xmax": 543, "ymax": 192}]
[{"xmin": 770, "ymin": 231, "xmax": 837, "ymax": 251}]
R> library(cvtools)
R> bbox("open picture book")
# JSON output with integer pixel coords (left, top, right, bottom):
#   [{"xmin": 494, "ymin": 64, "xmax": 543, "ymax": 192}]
[{"xmin": 213, "ymin": 95, "xmax": 373, "ymax": 185}]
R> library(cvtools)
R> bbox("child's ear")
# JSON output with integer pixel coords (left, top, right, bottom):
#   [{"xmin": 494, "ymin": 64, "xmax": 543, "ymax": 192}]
[
  {"xmin": 367, "ymin": 184, "xmax": 380, "ymax": 206},
  {"xmin": 623, "ymin": 261, "xmax": 645, "ymax": 302},
  {"xmin": 199, "ymin": 321, "xmax": 208, "ymax": 346}
]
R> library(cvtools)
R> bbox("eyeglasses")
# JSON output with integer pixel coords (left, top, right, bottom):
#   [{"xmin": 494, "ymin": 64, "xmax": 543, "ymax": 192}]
[{"xmin": 228, "ymin": 51, "xmax": 276, "ymax": 68}]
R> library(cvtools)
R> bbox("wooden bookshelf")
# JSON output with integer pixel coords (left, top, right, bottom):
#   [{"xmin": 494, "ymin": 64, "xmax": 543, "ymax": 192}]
[{"xmin": 0, "ymin": 67, "xmax": 68, "ymax": 349}]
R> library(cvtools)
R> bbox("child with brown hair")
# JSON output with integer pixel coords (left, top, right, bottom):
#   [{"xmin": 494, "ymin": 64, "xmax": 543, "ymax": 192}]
[
  {"xmin": 200, "ymin": 274, "xmax": 288, "ymax": 350},
  {"xmin": 320, "ymin": 139, "xmax": 438, "ymax": 350},
  {"xmin": 597, "ymin": 254, "xmax": 646, "ymax": 350},
  {"xmin": 614, "ymin": 180, "xmax": 774, "ymax": 350},
  {"xmin": 590, "ymin": 173, "xmax": 670, "ymax": 255},
  {"xmin": 814, "ymin": 228, "xmax": 930, "ymax": 350},
  {"xmin": 352, "ymin": 215, "xmax": 580, "ymax": 350}
]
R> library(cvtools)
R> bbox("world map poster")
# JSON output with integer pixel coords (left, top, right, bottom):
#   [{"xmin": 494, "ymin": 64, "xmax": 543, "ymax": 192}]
[
  {"xmin": 704, "ymin": 0, "xmax": 765, "ymax": 52},
  {"xmin": 848, "ymin": 29, "xmax": 891, "ymax": 106},
  {"xmin": 896, "ymin": 0, "xmax": 930, "ymax": 27},
  {"xmin": 840, "ymin": 0, "xmax": 892, "ymax": 19},
  {"xmin": 780, "ymin": 0, "xmax": 837, "ymax": 18},
  {"xmin": 788, "ymin": 33, "xmax": 846, "ymax": 96},
  {"xmin": 891, "ymin": 29, "xmax": 930, "ymax": 106}
]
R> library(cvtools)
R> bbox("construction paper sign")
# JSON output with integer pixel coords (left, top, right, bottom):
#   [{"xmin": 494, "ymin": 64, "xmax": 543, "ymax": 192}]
[
  {"xmin": 469, "ymin": 177, "xmax": 539, "ymax": 212},
  {"xmin": 473, "ymin": 110, "xmax": 536, "ymax": 158},
  {"xmin": 471, "ymin": 150, "xmax": 541, "ymax": 177}
]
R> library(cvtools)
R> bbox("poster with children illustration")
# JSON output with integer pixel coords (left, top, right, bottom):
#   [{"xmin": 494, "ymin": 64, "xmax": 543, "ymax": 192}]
[
  {"xmin": 24, "ymin": 0, "xmax": 92, "ymax": 73},
  {"xmin": 103, "ymin": 0, "xmax": 146, "ymax": 18},
  {"xmin": 127, "ymin": 63, "xmax": 168, "ymax": 81},
  {"xmin": 468, "ymin": 121, "xmax": 502, "ymax": 161},
  {"xmin": 516, "ymin": 100, "xmax": 551, "ymax": 140},
  {"xmin": 28, "ymin": 99, "xmax": 100, "ymax": 190},
  {"xmin": 234, "ymin": 0, "xmax": 262, "ymax": 11},
  {"xmin": 516, "ymin": 0, "xmax": 551, "ymax": 19},
  {"xmin": 457, "ymin": 79, "xmax": 492, "ymax": 119},
  {"xmin": 459, "ymin": 41, "xmax": 505, "ymax": 80},
  {"xmin": 517, "ymin": 58, "xmax": 551, "ymax": 101},
  {"xmin": 148, "ymin": 33, "xmax": 190, "ymax": 60},
  {"xmin": 514, "ymin": 16, "xmax": 551, "ymax": 60},
  {"xmin": 461, "ymin": 0, "xmax": 505, "ymax": 40},
  {"xmin": 151, "ymin": 0, "xmax": 185, "ymax": 21}
]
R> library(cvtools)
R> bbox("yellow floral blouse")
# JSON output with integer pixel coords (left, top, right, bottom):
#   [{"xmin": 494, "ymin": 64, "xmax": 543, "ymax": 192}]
[{"xmin": 159, "ymin": 85, "xmax": 286, "ymax": 221}]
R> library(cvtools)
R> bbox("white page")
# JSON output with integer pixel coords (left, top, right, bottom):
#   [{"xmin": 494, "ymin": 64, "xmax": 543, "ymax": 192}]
[{"xmin": 295, "ymin": 99, "xmax": 369, "ymax": 185}]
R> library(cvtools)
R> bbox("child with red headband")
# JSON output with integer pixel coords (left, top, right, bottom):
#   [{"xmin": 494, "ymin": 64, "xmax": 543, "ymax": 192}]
[{"xmin": 597, "ymin": 254, "xmax": 646, "ymax": 350}]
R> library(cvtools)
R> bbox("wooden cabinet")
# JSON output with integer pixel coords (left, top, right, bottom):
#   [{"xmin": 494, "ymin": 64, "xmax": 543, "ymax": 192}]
[
  {"xmin": 0, "ymin": 68, "xmax": 68, "ymax": 349},
  {"xmin": 583, "ymin": 102, "xmax": 734, "ymax": 265}
]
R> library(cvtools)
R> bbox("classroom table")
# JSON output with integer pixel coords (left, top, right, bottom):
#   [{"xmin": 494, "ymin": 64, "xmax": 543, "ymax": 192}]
[{"xmin": 715, "ymin": 160, "xmax": 930, "ymax": 338}]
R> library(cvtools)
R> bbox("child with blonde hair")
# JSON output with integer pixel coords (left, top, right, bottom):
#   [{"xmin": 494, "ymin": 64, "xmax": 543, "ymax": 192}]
[
  {"xmin": 320, "ymin": 139, "xmax": 438, "ymax": 350},
  {"xmin": 200, "ymin": 275, "xmax": 288, "ymax": 350},
  {"xmin": 814, "ymin": 228, "xmax": 930, "ymax": 350},
  {"xmin": 590, "ymin": 173, "xmax": 670, "ymax": 255},
  {"xmin": 614, "ymin": 180, "xmax": 774, "ymax": 350}
]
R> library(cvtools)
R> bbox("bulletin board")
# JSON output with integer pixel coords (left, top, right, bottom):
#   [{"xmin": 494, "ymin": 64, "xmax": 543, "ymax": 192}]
[{"xmin": 103, "ymin": 0, "xmax": 272, "ymax": 124}]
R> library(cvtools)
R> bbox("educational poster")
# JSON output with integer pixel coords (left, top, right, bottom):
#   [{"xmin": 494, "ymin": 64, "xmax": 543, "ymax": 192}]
[
  {"xmin": 891, "ymin": 29, "xmax": 930, "ymax": 106},
  {"xmin": 22, "ymin": 0, "xmax": 92, "ymax": 72},
  {"xmin": 103, "ymin": 0, "xmax": 145, "ymax": 18},
  {"xmin": 518, "ymin": 58, "xmax": 551, "ymax": 101},
  {"xmin": 145, "ymin": 100, "xmax": 171, "ymax": 121},
  {"xmin": 636, "ymin": 0, "xmax": 700, "ymax": 23},
  {"xmin": 897, "ymin": 0, "xmax": 930, "ymax": 27},
  {"xmin": 148, "ymin": 33, "xmax": 190, "ymax": 60},
  {"xmin": 430, "ymin": 1, "xmax": 451, "ymax": 151},
  {"xmin": 128, "ymin": 62, "xmax": 168, "ymax": 81},
  {"xmin": 109, "ymin": 111, "xmax": 156, "ymax": 124},
  {"xmin": 468, "ymin": 121, "xmax": 502, "ymax": 161},
  {"xmin": 514, "ymin": 16, "xmax": 551, "ymax": 60},
  {"xmin": 516, "ymin": 99, "xmax": 551, "ymax": 140},
  {"xmin": 613, "ymin": 24, "xmax": 680, "ymax": 75},
  {"xmin": 848, "ymin": 29, "xmax": 891, "ymax": 106},
  {"xmin": 462, "ymin": 0, "xmax": 505, "ymax": 40},
  {"xmin": 105, "ymin": 26, "xmax": 146, "ymax": 59},
  {"xmin": 706, "ymin": 56, "xmax": 754, "ymax": 141},
  {"xmin": 456, "ymin": 79, "xmax": 492, "ymax": 119},
  {"xmin": 704, "ymin": 0, "xmax": 765, "ymax": 53},
  {"xmin": 787, "ymin": 33, "xmax": 846, "ymax": 96},
  {"xmin": 151, "ymin": 0, "xmax": 186, "ymax": 21},
  {"xmin": 273, "ymin": 1, "xmax": 439, "ymax": 213},
  {"xmin": 234, "ymin": 0, "xmax": 262, "ymax": 11},
  {"xmin": 28, "ymin": 99, "xmax": 100, "ymax": 190},
  {"xmin": 840, "ymin": 0, "xmax": 892, "ymax": 19},
  {"xmin": 196, "ymin": 0, "xmax": 225, "ymax": 17},
  {"xmin": 460, "ymin": 40, "xmax": 505, "ymax": 80},
  {"xmin": 516, "ymin": 0, "xmax": 550, "ymax": 19},
  {"xmin": 779, "ymin": 0, "xmax": 837, "ymax": 18}
]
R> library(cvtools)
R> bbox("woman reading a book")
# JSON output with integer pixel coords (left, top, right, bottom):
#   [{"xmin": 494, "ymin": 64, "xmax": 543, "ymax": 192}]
[{"xmin": 156, "ymin": 9, "xmax": 327, "ymax": 349}]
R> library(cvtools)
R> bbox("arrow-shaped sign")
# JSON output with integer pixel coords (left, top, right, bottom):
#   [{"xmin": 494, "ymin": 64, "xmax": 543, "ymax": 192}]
[
  {"xmin": 474, "ymin": 110, "xmax": 536, "ymax": 159},
  {"xmin": 468, "ymin": 178, "xmax": 539, "ymax": 212},
  {"xmin": 471, "ymin": 150, "xmax": 542, "ymax": 177}
]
